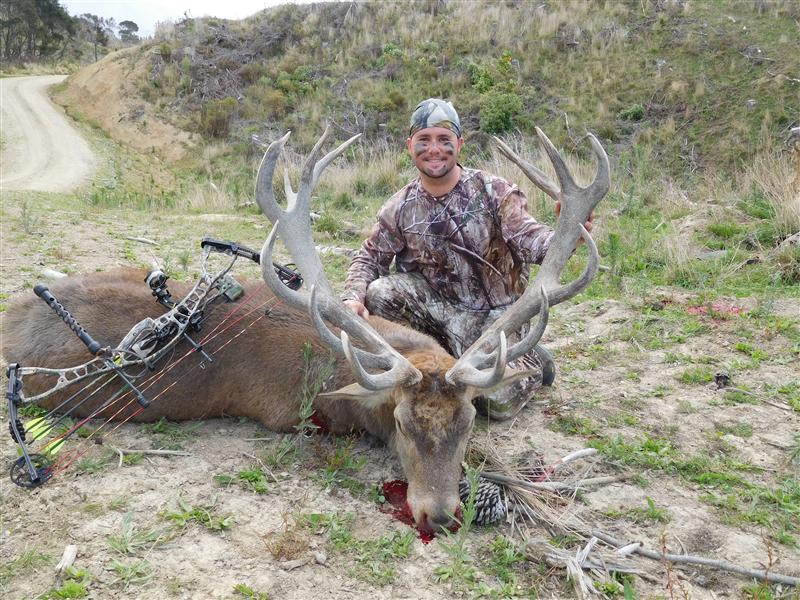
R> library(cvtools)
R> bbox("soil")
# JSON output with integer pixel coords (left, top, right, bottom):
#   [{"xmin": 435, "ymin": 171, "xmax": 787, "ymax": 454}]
[{"xmin": 1, "ymin": 78, "xmax": 798, "ymax": 600}]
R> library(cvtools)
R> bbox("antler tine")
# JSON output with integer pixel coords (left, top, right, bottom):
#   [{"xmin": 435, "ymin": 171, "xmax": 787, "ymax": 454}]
[
  {"xmin": 255, "ymin": 131, "xmax": 292, "ymax": 224},
  {"xmin": 256, "ymin": 129, "xmax": 422, "ymax": 391},
  {"xmin": 445, "ymin": 331, "xmax": 508, "ymax": 388},
  {"xmin": 341, "ymin": 331, "xmax": 421, "ymax": 390},
  {"xmin": 492, "ymin": 136, "xmax": 560, "ymax": 200},
  {"xmin": 447, "ymin": 130, "xmax": 609, "ymax": 389},
  {"xmin": 294, "ymin": 125, "xmax": 332, "ymax": 214},
  {"xmin": 534, "ymin": 126, "xmax": 578, "ymax": 194},
  {"xmin": 307, "ymin": 283, "xmax": 409, "ymax": 372},
  {"xmin": 312, "ymin": 133, "xmax": 362, "ymax": 190},
  {"xmin": 260, "ymin": 220, "xmax": 305, "ymax": 307}
]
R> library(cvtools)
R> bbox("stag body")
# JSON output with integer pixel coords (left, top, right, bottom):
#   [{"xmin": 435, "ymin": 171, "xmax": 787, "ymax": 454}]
[{"xmin": 4, "ymin": 127, "xmax": 608, "ymax": 534}]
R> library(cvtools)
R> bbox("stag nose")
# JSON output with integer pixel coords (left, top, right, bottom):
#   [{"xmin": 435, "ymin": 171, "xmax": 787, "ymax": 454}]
[{"xmin": 419, "ymin": 506, "xmax": 459, "ymax": 535}]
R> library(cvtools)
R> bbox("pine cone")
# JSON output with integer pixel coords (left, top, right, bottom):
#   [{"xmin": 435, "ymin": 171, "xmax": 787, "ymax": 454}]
[{"xmin": 459, "ymin": 477, "xmax": 507, "ymax": 526}]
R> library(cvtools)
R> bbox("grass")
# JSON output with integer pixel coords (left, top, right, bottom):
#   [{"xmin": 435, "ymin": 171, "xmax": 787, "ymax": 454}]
[
  {"xmin": 107, "ymin": 512, "xmax": 173, "ymax": 555},
  {"xmin": 311, "ymin": 437, "xmax": 368, "ymax": 497},
  {"xmin": 142, "ymin": 418, "xmax": 202, "ymax": 450},
  {"xmin": 110, "ymin": 559, "xmax": 153, "ymax": 588},
  {"xmin": 301, "ymin": 512, "xmax": 414, "ymax": 585},
  {"xmin": 214, "ymin": 468, "xmax": 271, "ymax": 494},
  {"xmin": 233, "ymin": 583, "xmax": 270, "ymax": 599},
  {"xmin": 38, "ymin": 567, "xmax": 91, "ymax": 599},
  {"xmin": 0, "ymin": 550, "xmax": 51, "ymax": 585},
  {"xmin": 161, "ymin": 498, "xmax": 234, "ymax": 531},
  {"xmin": 589, "ymin": 434, "xmax": 798, "ymax": 544}
]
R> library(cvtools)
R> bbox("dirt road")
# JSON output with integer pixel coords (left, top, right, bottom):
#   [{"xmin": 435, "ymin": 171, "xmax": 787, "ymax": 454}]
[{"xmin": 0, "ymin": 75, "xmax": 96, "ymax": 193}]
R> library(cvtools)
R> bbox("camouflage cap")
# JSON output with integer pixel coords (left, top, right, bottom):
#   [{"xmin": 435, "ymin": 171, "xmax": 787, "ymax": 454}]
[{"xmin": 409, "ymin": 98, "xmax": 462, "ymax": 138}]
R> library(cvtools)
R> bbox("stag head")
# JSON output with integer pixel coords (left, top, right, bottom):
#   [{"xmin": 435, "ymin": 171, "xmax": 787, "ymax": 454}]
[{"xmin": 254, "ymin": 126, "xmax": 609, "ymax": 534}]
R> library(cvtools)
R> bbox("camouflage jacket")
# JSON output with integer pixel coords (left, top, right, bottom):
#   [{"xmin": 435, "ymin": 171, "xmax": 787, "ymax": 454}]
[{"xmin": 344, "ymin": 167, "xmax": 554, "ymax": 310}]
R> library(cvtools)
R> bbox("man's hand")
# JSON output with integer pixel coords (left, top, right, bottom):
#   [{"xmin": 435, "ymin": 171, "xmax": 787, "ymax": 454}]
[
  {"xmin": 554, "ymin": 201, "xmax": 593, "ymax": 244},
  {"xmin": 344, "ymin": 299, "xmax": 370, "ymax": 319}
]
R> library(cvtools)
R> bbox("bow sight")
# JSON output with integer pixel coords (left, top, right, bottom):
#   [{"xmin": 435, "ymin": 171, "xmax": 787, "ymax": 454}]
[{"xmin": 6, "ymin": 237, "xmax": 303, "ymax": 488}]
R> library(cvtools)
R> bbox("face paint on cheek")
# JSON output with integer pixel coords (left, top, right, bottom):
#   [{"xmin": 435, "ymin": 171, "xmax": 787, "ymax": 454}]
[{"xmin": 414, "ymin": 142, "xmax": 427, "ymax": 157}]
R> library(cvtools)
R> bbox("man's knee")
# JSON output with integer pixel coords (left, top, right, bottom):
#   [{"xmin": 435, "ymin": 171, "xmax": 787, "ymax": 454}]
[{"xmin": 365, "ymin": 273, "xmax": 429, "ymax": 313}]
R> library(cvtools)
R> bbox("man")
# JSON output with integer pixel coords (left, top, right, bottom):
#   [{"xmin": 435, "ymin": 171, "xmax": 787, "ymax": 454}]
[{"xmin": 342, "ymin": 98, "xmax": 592, "ymax": 419}]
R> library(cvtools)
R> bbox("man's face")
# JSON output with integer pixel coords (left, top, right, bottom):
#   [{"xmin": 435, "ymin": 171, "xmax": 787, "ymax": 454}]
[{"xmin": 406, "ymin": 127, "xmax": 464, "ymax": 180}]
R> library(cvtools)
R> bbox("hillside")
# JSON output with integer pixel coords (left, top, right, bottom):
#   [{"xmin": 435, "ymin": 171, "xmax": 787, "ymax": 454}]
[{"xmin": 58, "ymin": 1, "xmax": 799, "ymax": 172}]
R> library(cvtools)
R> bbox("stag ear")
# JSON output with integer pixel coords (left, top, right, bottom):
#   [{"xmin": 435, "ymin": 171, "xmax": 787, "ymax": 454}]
[
  {"xmin": 318, "ymin": 383, "xmax": 393, "ymax": 410},
  {"xmin": 466, "ymin": 367, "xmax": 540, "ymax": 400}
]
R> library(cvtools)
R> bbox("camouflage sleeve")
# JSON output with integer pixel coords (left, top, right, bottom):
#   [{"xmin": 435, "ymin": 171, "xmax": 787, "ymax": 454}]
[
  {"xmin": 497, "ymin": 188, "xmax": 554, "ymax": 265},
  {"xmin": 343, "ymin": 201, "xmax": 406, "ymax": 304}
]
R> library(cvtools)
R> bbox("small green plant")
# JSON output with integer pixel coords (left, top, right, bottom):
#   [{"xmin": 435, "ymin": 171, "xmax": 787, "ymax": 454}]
[
  {"xmin": 110, "ymin": 559, "xmax": 153, "ymax": 587},
  {"xmin": 215, "ymin": 468, "xmax": 270, "ymax": 494},
  {"xmin": 75, "ymin": 450, "xmax": 116, "ymax": 475},
  {"xmin": 107, "ymin": 512, "xmax": 172, "ymax": 555},
  {"xmin": 618, "ymin": 104, "xmax": 644, "ymax": 121},
  {"xmin": 234, "ymin": 583, "xmax": 270, "ymax": 599},
  {"xmin": 551, "ymin": 414, "xmax": 598, "ymax": 437},
  {"xmin": 628, "ymin": 496, "xmax": 671, "ymax": 524},
  {"xmin": 314, "ymin": 437, "xmax": 368, "ymax": 495},
  {"xmin": 40, "ymin": 567, "xmax": 91, "ymax": 599},
  {"xmin": 0, "ymin": 550, "xmax": 50, "ymax": 584},
  {"xmin": 162, "ymin": 498, "xmax": 234, "ymax": 531},
  {"xmin": 676, "ymin": 366, "xmax": 714, "ymax": 385},
  {"xmin": 434, "ymin": 465, "xmax": 479, "ymax": 588},
  {"xmin": 260, "ymin": 436, "xmax": 300, "ymax": 468},
  {"xmin": 142, "ymin": 418, "xmax": 201, "ymax": 450},
  {"xmin": 295, "ymin": 343, "xmax": 334, "ymax": 434}
]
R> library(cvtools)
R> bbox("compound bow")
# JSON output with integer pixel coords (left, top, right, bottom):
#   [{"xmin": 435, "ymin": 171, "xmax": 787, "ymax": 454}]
[{"xmin": 6, "ymin": 237, "xmax": 302, "ymax": 488}]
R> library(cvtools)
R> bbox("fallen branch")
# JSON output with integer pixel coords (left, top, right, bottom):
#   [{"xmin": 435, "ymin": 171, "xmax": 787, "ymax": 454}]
[
  {"xmin": 125, "ymin": 236, "xmax": 159, "ymax": 246},
  {"xmin": 110, "ymin": 446, "xmax": 192, "ymax": 468},
  {"xmin": 591, "ymin": 529, "xmax": 800, "ymax": 586}
]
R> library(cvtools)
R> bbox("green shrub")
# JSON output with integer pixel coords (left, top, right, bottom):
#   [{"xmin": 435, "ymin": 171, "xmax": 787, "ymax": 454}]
[
  {"xmin": 619, "ymin": 104, "xmax": 645, "ymax": 121},
  {"xmin": 159, "ymin": 42, "xmax": 173, "ymax": 62},
  {"xmin": 479, "ymin": 91, "xmax": 523, "ymax": 134},
  {"xmin": 201, "ymin": 97, "xmax": 238, "ymax": 137}
]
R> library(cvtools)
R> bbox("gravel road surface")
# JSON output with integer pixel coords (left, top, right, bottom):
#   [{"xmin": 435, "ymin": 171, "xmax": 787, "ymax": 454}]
[{"xmin": 1, "ymin": 75, "xmax": 96, "ymax": 193}]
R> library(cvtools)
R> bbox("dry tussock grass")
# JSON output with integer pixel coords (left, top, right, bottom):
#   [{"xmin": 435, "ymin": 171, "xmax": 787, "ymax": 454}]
[{"xmin": 744, "ymin": 148, "xmax": 800, "ymax": 237}]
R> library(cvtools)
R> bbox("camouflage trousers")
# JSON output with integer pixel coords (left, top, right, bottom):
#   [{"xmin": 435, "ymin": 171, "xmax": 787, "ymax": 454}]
[{"xmin": 364, "ymin": 273, "xmax": 545, "ymax": 420}]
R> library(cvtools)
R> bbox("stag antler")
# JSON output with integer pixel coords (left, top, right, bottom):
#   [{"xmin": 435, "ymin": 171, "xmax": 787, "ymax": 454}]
[
  {"xmin": 256, "ymin": 128, "xmax": 422, "ymax": 390},
  {"xmin": 446, "ymin": 128, "xmax": 610, "ymax": 388}
]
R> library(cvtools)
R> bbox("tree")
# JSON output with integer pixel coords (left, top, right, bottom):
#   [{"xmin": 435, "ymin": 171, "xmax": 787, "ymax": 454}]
[
  {"xmin": 76, "ymin": 13, "xmax": 112, "ymax": 61},
  {"xmin": 118, "ymin": 19, "xmax": 139, "ymax": 44},
  {"xmin": 0, "ymin": 0, "xmax": 74, "ymax": 62}
]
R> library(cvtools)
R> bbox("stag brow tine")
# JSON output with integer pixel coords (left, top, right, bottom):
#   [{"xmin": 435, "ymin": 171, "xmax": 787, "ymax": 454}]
[
  {"xmin": 340, "ymin": 331, "xmax": 409, "ymax": 391},
  {"xmin": 534, "ymin": 127, "xmax": 578, "ymax": 194},
  {"xmin": 506, "ymin": 285, "xmax": 549, "ymax": 363},
  {"xmin": 308, "ymin": 284, "xmax": 400, "ymax": 370},
  {"xmin": 255, "ymin": 131, "xmax": 292, "ymax": 222},
  {"xmin": 492, "ymin": 136, "xmax": 560, "ymax": 200},
  {"xmin": 447, "ymin": 331, "xmax": 508, "ymax": 388}
]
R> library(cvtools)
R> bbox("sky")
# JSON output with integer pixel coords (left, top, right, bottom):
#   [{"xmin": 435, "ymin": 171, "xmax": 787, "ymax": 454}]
[{"xmin": 61, "ymin": 0, "xmax": 316, "ymax": 37}]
